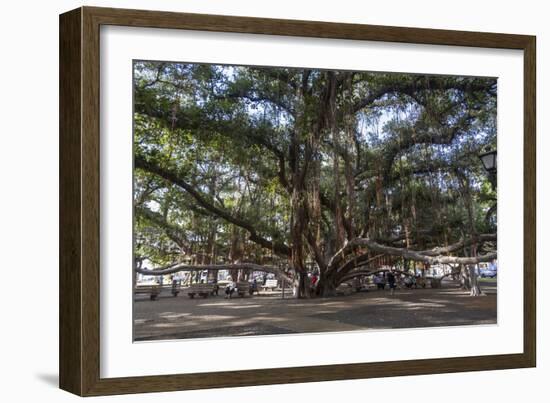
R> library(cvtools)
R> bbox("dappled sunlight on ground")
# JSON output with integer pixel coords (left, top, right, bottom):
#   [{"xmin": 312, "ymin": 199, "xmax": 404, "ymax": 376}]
[
  {"xmin": 158, "ymin": 313, "xmax": 191, "ymax": 320},
  {"xmin": 134, "ymin": 282, "xmax": 497, "ymax": 341},
  {"xmin": 218, "ymin": 304, "xmax": 264, "ymax": 310}
]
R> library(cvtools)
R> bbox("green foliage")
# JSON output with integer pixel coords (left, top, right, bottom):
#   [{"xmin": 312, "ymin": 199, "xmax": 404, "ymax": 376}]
[{"xmin": 133, "ymin": 61, "xmax": 497, "ymax": 267}]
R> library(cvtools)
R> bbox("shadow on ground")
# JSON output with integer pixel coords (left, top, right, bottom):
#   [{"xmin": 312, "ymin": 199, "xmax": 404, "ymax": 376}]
[{"xmin": 134, "ymin": 281, "xmax": 497, "ymax": 341}]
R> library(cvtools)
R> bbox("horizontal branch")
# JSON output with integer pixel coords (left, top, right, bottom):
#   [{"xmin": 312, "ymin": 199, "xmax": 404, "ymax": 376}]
[
  {"xmin": 420, "ymin": 234, "xmax": 497, "ymax": 256},
  {"xmin": 328, "ymin": 234, "xmax": 496, "ymax": 271},
  {"xmin": 350, "ymin": 238, "xmax": 496, "ymax": 265},
  {"xmin": 135, "ymin": 262, "xmax": 294, "ymax": 284}
]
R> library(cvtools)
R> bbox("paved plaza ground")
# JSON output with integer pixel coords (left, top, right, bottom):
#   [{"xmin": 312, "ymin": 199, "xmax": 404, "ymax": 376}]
[{"xmin": 133, "ymin": 279, "xmax": 497, "ymax": 341}]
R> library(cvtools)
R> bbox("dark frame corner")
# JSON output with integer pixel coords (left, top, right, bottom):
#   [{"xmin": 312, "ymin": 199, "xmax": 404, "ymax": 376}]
[{"xmin": 60, "ymin": 6, "xmax": 536, "ymax": 396}]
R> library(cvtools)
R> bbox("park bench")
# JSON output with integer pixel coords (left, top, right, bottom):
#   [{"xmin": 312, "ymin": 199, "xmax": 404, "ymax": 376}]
[
  {"xmin": 336, "ymin": 283, "xmax": 354, "ymax": 296},
  {"xmin": 162, "ymin": 283, "xmax": 180, "ymax": 297},
  {"xmin": 187, "ymin": 284, "xmax": 216, "ymax": 298},
  {"xmin": 134, "ymin": 284, "xmax": 161, "ymax": 300},
  {"xmin": 236, "ymin": 281, "xmax": 252, "ymax": 297},
  {"xmin": 416, "ymin": 277, "xmax": 432, "ymax": 288},
  {"xmin": 261, "ymin": 279, "xmax": 278, "ymax": 291}
]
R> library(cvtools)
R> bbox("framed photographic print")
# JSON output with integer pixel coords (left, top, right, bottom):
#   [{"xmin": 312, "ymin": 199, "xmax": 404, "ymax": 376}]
[{"xmin": 59, "ymin": 6, "xmax": 536, "ymax": 396}]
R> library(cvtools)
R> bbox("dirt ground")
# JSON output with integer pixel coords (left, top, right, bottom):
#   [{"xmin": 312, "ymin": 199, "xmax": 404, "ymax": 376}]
[{"xmin": 133, "ymin": 279, "xmax": 497, "ymax": 341}]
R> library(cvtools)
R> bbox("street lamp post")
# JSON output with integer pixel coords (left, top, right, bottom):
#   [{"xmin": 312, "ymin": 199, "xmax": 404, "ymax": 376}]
[{"xmin": 479, "ymin": 150, "xmax": 497, "ymax": 190}]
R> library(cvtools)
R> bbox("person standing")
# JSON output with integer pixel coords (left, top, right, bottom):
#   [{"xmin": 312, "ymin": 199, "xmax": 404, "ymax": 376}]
[
  {"xmin": 379, "ymin": 273, "xmax": 387, "ymax": 290},
  {"xmin": 387, "ymin": 270, "xmax": 396, "ymax": 296}
]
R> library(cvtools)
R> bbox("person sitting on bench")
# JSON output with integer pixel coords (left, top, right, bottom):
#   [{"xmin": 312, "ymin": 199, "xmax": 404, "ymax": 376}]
[{"xmin": 224, "ymin": 276, "xmax": 236, "ymax": 299}]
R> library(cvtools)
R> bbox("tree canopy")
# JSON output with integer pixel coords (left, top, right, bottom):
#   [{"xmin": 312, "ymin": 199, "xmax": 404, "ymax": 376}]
[{"xmin": 133, "ymin": 61, "xmax": 497, "ymax": 297}]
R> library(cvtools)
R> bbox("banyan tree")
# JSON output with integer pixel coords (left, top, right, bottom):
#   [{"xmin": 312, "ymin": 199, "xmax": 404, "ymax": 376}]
[{"xmin": 133, "ymin": 61, "xmax": 497, "ymax": 298}]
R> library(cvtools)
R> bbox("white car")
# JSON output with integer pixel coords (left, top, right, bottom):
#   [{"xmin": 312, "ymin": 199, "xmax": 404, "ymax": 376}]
[{"xmin": 480, "ymin": 268, "xmax": 497, "ymax": 278}]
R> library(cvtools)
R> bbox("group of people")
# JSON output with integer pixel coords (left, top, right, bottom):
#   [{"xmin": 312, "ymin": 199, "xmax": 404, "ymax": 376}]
[
  {"xmin": 373, "ymin": 271, "xmax": 397, "ymax": 295},
  {"xmin": 223, "ymin": 277, "xmax": 260, "ymax": 299},
  {"xmin": 187, "ymin": 271, "xmax": 409, "ymax": 299}
]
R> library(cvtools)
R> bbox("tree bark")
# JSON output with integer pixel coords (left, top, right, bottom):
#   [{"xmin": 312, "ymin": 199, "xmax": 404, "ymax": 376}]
[
  {"xmin": 460, "ymin": 264, "xmax": 471, "ymax": 289},
  {"xmin": 469, "ymin": 264, "xmax": 484, "ymax": 296}
]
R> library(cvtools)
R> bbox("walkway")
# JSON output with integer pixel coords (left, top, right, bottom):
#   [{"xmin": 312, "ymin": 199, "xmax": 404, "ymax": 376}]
[{"xmin": 134, "ymin": 280, "xmax": 497, "ymax": 341}]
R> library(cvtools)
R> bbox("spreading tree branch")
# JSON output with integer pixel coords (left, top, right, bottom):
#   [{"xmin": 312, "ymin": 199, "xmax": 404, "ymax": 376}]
[
  {"xmin": 328, "ymin": 235, "xmax": 496, "ymax": 271},
  {"xmin": 135, "ymin": 156, "xmax": 291, "ymax": 257}
]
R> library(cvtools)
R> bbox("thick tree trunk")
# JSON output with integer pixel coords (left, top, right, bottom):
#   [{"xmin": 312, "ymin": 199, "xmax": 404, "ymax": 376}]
[
  {"xmin": 288, "ymin": 105, "xmax": 311, "ymax": 298},
  {"xmin": 292, "ymin": 271, "xmax": 311, "ymax": 298},
  {"xmin": 327, "ymin": 74, "xmax": 347, "ymax": 250},
  {"xmin": 315, "ymin": 273, "xmax": 338, "ymax": 297},
  {"xmin": 460, "ymin": 264, "xmax": 471, "ymax": 289},
  {"xmin": 469, "ymin": 264, "xmax": 484, "ymax": 296},
  {"xmin": 206, "ymin": 224, "xmax": 217, "ymax": 283},
  {"xmin": 290, "ymin": 193, "xmax": 308, "ymax": 298},
  {"xmin": 457, "ymin": 169, "xmax": 485, "ymax": 297}
]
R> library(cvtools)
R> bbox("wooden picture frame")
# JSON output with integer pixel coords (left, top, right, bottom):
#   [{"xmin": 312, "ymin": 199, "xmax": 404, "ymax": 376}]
[{"xmin": 59, "ymin": 6, "xmax": 536, "ymax": 396}]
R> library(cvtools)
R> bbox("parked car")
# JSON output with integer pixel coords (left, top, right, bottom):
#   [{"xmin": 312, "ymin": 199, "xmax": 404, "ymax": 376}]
[{"xmin": 479, "ymin": 268, "xmax": 497, "ymax": 278}]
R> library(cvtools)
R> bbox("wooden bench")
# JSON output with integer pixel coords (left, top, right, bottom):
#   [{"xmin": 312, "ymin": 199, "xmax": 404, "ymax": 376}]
[
  {"xmin": 134, "ymin": 284, "xmax": 161, "ymax": 300},
  {"xmin": 236, "ymin": 281, "xmax": 252, "ymax": 297},
  {"xmin": 261, "ymin": 279, "xmax": 278, "ymax": 291},
  {"xmin": 162, "ymin": 283, "xmax": 180, "ymax": 297},
  {"xmin": 416, "ymin": 277, "xmax": 432, "ymax": 288},
  {"xmin": 336, "ymin": 283, "xmax": 353, "ymax": 296},
  {"xmin": 187, "ymin": 284, "xmax": 216, "ymax": 298}
]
